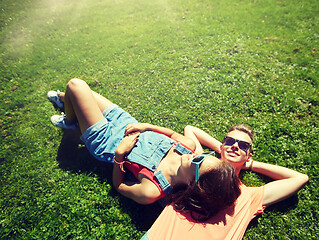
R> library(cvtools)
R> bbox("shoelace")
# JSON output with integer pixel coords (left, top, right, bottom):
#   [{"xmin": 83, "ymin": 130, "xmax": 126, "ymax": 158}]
[
  {"xmin": 60, "ymin": 112, "xmax": 68, "ymax": 124},
  {"xmin": 59, "ymin": 112, "xmax": 78, "ymax": 128}
]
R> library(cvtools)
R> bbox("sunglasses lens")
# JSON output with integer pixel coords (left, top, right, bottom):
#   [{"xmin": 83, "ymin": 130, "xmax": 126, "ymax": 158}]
[
  {"xmin": 224, "ymin": 137, "xmax": 235, "ymax": 146},
  {"xmin": 238, "ymin": 142, "xmax": 249, "ymax": 151},
  {"xmin": 192, "ymin": 156, "xmax": 205, "ymax": 163}
]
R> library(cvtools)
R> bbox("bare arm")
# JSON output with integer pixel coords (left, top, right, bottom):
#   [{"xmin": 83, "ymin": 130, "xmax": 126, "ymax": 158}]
[
  {"xmin": 125, "ymin": 123, "xmax": 196, "ymax": 151},
  {"xmin": 247, "ymin": 159, "xmax": 309, "ymax": 207},
  {"xmin": 184, "ymin": 125, "xmax": 222, "ymax": 154},
  {"xmin": 112, "ymin": 132, "xmax": 161, "ymax": 204}
]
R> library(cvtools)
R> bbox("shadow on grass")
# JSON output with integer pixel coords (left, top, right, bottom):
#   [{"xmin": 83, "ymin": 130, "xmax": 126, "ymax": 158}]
[
  {"xmin": 247, "ymin": 195, "xmax": 299, "ymax": 231},
  {"xmin": 56, "ymin": 128, "xmax": 110, "ymax": 177},
  {"xmin": 56, "ymin": 129, "xmax": 162, "ymax": 230}
]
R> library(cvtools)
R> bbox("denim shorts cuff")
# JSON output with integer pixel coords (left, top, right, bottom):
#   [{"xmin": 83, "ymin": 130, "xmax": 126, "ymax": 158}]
[
  {"xmin": 81, "ymin": 104, "xmax": 118, "ymax": 142},
  {"xmin": 102, "ymin": 104, "xmax": 118, "ymax": 117},
  {"xmin": 81, "ymin": 118, "xmax": 108, "ymax": 143}
]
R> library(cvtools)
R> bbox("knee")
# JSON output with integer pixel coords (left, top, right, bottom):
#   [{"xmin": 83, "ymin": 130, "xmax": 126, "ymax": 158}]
[
  {"xmin": 66, "ymin": 78, "xmax": 87, "ymax": 91},
  {"xmin": 184, "ymin": 125, "xmax": 192, "ymax": 134}
]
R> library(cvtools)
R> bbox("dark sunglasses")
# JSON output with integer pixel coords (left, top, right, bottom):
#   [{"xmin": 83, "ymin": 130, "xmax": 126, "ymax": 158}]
[
  {"xmin": 223, "ymin": 136, "xmax": 252, "ymax": 152},
  {"xmin": 191, "ymin": 151, "xmax": 214, "ymax": 182}
]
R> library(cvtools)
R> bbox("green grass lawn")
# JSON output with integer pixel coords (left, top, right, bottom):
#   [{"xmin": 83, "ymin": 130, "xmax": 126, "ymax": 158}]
[{"xmin": 0, "ymin": 0, "xmax": 318, "ymax": 239}]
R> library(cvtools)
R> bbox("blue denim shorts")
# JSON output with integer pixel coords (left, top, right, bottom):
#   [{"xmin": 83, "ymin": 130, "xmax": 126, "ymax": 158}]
[{"xmin": 81, "ymin": 104, "xmax": 138, "ymax": 163}]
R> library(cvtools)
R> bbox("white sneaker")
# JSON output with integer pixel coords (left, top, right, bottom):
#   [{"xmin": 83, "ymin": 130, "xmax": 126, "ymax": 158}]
[
  {"xmin": 47, "ymin": 90, "xmax": 64, "ymax": 110},
  {"xmin": 50, "ymin": 113, "xmax": 77, "ymax": 130}
]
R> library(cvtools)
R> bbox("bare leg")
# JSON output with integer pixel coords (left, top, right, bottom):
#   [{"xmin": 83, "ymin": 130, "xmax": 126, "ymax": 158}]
[
  {"xmin": 61, "ymin": 78, "xmax": 113, "ymax": 134},
  {"xmin": 59, "ymin": 88, "xmax": 112, "ymax": 115}
]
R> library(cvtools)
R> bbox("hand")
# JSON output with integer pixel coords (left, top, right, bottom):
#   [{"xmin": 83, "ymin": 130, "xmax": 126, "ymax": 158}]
[
  {"xmin": 116, "ymin": 132, "xmax": 140, "ymax": 156},
  {"xmin": 125, "ymin": 123, "xmax": 150, "ymax": 136}
]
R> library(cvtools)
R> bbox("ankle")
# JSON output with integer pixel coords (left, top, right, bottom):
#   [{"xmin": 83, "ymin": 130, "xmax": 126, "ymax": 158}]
[{"xmin": 58, "ymin": 92, "xmax": 65, "ymax": 102}]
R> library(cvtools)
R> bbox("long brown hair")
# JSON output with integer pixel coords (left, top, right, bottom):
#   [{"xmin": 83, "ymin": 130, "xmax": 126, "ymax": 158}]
[{"xmin": 168, "ymin": 160, "xmax": 241, "ymax": 222}]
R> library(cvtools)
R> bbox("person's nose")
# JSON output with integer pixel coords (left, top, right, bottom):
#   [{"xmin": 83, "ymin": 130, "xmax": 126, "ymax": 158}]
[{"xmin": 231, "ymin": 141, "xmax": 239, "ymax": 150}]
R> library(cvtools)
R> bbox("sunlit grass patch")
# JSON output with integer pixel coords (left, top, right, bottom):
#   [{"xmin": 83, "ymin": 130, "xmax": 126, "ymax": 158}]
[{"xmin": 0, "ymin": 0, "xmax": 318, "ymax": 239}]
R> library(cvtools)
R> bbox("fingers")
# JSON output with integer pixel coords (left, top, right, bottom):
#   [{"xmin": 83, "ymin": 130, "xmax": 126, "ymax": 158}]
[
  {"xmin": 124, "ymin": 131, "xmax": 140, "ymax": 142},
  {"xmin": 125, "ymin": 123, "xmax": 140, "ymax": 136},
  {"xmin": 126, "ymin": 132, "xmax": 140, "ymax": 148},
  {"xmin": 116, "ymin": 131, "xmax": 140, "ymax": 155},
  {"xmin": 128, "ymin": 131, "xmax": 140, "ymax": 138},
  {"xmin": 125, "ymin": 124, "xmax": 135, "ymax": 136},
  {"xmin": 125, "ymin": 124, "xmax": 133, "ymax": 135}
]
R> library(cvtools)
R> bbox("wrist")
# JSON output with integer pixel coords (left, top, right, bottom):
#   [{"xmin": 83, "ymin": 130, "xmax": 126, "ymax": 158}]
[
  {"xmin": 249, "ymin": 160, "xmax": 254, "ymax": 171},
  {"xmin": 113, "ymin": 155, "xmax": 126, "ymax": 172},
  {"xmin": 115, "ymin": 152, "xmax": 125, "ymax": 161},
  {"xmin": 144, "ymin": 123, "xmax": 152, "ymax": 131}
]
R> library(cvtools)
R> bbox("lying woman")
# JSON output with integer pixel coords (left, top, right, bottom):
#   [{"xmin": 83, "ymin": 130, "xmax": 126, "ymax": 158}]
[
  {"xmin": 141, "ymin": 124, "xmax": 309, "ymax": 240},
  {"xmin": 47, "ymin": 78, "xmax": 241, "ymax": 216}
]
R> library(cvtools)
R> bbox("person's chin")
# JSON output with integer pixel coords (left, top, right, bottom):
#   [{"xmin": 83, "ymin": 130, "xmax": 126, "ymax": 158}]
[{"xmin": 227, "ymin": 158, "xmax": 241, "ymax": 163}]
